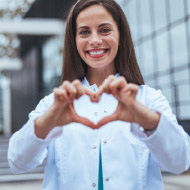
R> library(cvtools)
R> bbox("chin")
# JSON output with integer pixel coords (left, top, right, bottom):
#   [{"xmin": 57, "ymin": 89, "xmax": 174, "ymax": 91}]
[
  {"xmin": 89, "ymin": 63, "xmax": 107, "ymax": 69},
  {"xmin": 87, "ymin": 60, "xmax": 109, "ymax": 66}
]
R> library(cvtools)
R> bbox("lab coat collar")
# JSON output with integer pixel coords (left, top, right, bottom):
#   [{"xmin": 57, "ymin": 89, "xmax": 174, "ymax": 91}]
[{"xmin": 82, "ymin": 73, "xmax": 120, "ymax": 92}]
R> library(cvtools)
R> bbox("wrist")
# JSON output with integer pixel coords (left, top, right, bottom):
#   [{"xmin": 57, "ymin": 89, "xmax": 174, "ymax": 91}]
[
  {"xmin": 34, "ymin": 106, "xmax": 57, "ymax": 139},
  {"xmin": 140, "ymin": 111, "xmax": 160, "ymax": 131},
  {"xmin": 131, "ymin": 101, "xmax": 160, "ymax": 131}
]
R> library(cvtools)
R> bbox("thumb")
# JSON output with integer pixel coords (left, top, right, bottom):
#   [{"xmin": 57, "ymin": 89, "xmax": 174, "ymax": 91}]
[
  {"xmin": 74, "ymin": 114, "xmax": 97, "ymax": 129},
  {"xmin": 96, "ymin": 113, "xmax": 117, "ymax": 129}
]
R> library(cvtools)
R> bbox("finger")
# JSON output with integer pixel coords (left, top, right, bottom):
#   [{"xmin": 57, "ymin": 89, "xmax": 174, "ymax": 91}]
[
  {"xmin": 72, "ymin": 80, "xmax": 84, "ymax": 98},
  {"xmin": 96, "ymin": 75, "xmax": 115, "ymax": 97},
  {"xmin": 109, "ymin": 76, "xmax": 127, "ymax": 95},
  {"xmin": 53, "ymin": 88, "xmax": 70, "ymax": 101},
  {"xmin": 73, "ymin": 114, "xmax": 96, "ymax": 129},
  {"xmin": 83, "ymin": 86, "xmax": 98, "ymax": 102},
  {"xmin": 124, "ymin": 83, "xmax": 139, "ymax": 96},
  {"xmin": 61, "ymin": 81, "xmax": 77, "ymax": 101},
  {"xmin": 72, "ymin": 80, "xmax": 97, "ymax": 102},
  {"xmin": 106, "ymin": 74, "xmax": 116, "ymax": 81},
  {"xmin": 120, "ymin": 84, "xmax": 139, "ymax": 99},
  {"xmin": 72, "ymin": 79, "xmax": 81, "ymax": 87},
  {"xmin": 96, "ymin": 113, "xmax": 117, "ymax": 129}
]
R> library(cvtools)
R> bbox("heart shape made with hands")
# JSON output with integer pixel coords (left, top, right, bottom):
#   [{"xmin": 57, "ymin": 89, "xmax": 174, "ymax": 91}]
[
  {"xmin": 71, "ymin": 83, "xmax": 138, "ymax": 129},
  {"xmin": 73, "ymin": 89, "xmax": 118, "ymax": 127},
  {"xmin": 55, "ymin": 76, "xmax": 140, "ymax": 130}
]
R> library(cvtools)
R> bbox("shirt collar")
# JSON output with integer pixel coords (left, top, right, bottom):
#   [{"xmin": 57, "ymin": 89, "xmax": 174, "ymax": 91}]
[{"xmin": 82, "ymin": 73, "xmax": 120, "ymax": 92}]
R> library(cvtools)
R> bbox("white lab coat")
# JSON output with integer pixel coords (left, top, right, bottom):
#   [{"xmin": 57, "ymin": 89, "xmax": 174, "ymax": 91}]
[{"xmin": 8, "ymin": 78, "xmax": 190, "ymax": 190}]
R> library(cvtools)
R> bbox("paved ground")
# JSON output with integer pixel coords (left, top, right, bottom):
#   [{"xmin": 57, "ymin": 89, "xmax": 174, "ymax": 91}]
[
  {"xmin": 0, "ymin": 174, "xmax": 190, "ymax": 190},
  {"xmin": 0, "ymin": 180, "xmax": 42, "ymax": 190},
  {"xmin": 163, "ymin": 174, "xmax": 190, "ymax": 190}
]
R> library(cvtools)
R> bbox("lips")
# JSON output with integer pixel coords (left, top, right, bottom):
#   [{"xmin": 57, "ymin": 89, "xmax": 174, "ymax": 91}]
[{"xmin": 86, "ymin": 48, "xmax": 108, "ymax": 58}]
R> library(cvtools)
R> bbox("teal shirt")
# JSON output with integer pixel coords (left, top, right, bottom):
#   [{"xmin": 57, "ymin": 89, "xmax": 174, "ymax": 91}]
[{"xmin": 98, "ymin": 144, "xmax": 103, "ymax": 190}]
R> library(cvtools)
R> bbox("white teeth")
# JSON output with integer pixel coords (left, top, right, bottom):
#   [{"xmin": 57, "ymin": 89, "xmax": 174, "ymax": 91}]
[{"xmin": 89, "ymin": 50, "xmax": 105, "ymax": 55}]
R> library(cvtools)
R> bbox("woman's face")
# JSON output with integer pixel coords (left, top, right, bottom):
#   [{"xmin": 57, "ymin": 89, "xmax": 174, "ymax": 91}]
[{"xmin": 76, "ymin": 5, "xmax": 119, "ymax": 71}]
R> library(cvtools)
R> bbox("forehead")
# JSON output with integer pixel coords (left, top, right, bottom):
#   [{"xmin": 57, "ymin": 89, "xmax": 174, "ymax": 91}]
[{"xmin": 76, "ymin": 4, "xmax": 116, "ymax": 27}]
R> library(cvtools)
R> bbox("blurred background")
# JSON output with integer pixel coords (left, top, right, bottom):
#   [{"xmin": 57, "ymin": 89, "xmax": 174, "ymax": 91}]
[{"xmin": 0, "ymin": 0, "xmax": 189, "ymax": 189}]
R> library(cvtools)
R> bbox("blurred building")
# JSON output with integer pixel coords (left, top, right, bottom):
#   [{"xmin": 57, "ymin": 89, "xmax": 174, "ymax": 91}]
[
  {"xmin": 0, "ymin": 0, "xmax": 190, "ymax": 135},
  {"xmin": 0, "ymin": 0, "xmax": 36, "ymax": 134},
  {"xmin": 117, "ymin": 0, "xmax": 190, "ymax": 133},
  {"xmin": 0, "ymin": 0, "xmax": 76, "ymax": 134}
]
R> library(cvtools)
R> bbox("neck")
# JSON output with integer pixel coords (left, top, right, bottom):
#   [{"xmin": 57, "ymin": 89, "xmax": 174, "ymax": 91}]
[{"xmin": 86, "ymin": 66, "xmax": 116, "ymax": 87}]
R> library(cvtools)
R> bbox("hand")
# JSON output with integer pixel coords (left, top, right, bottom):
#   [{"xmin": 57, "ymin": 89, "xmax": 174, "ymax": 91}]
[
  {"xmin": 52, "ymin": 80, "xmax": 98, "ymax": 127},
  {"xmin": 35, "ymin": 80, "xmax": 97, "ymax": 139},
  {"xmin": 95, "ymin": 75, "xmax": 160, "ymax": 130}
]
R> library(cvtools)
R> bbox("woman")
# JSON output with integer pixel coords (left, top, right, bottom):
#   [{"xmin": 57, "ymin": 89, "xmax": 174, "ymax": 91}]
[{"xmin": 8, "ymin": 0, "xmax": 190, "ymax": 189}]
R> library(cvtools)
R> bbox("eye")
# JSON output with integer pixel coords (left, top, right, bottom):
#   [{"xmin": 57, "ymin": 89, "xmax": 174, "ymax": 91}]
[
  {"xmin": 79, "ymin": 30, "xmax": 90, "ymax": 35},
  {"xmin": 100, "ymin": 28, "xmax": 112, "ymax": 33}
]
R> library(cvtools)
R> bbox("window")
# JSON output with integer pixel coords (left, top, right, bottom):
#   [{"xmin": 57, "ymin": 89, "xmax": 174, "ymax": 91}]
[
  {"xmin": 154, "ymin": 0, "xmax": 167, "ymax": 30},
  {"xmin": 169, "ymin": 0, "xmax": 185, "ymax": 23},
  {"xmin": 171, "ymin": 24, "xmax": 188, "ymax": 68},
  {"xmin": 140, "ymin": 0, "xmax": 152, "ymax": 37},
  {"xmin": 142, "ymin": 40, "xmax": 154, "ymax": 76},
  {"xmin": 118, "ymin": 0, "xmax": 190, "ymax": 119},
  {"xmin": 156, "ymin": 32, "xmax": 170, "ymax": 72}
]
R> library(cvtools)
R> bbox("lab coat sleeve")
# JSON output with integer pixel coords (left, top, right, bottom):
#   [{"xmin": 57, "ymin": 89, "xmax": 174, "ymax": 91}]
[
  {"xmin": 8, "ymin": 93, "xmax": 63, "ymax": 174},
  {"xmin": 131, "ymin": 85, "xmax": 190, "ymax": 174}
]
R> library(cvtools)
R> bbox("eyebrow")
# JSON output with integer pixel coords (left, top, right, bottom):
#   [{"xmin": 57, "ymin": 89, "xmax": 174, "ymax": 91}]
[
  {"xmin": 77, "ymin": 23, "xmax": 112, "ymax": 30},
  {"xmin": 99, "ymin": 23, "xmax": 112, "ymax": 27}
]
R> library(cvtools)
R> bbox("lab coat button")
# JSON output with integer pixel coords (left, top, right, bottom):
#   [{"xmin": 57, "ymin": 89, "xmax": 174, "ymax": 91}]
[
  {"xmin": 92, "ymin": 145, "xmax": 97, "ymax": 149},
  {"xmin": 94, "ymin": 112, "xmax": 98, "ymax": 116},
  {"xmin": 92, "ymin": 183, "xmax": 96, "ymax": 187},
  {"xmin": 104, "ymin": 140, "xmax": 107, "ymax": 144},
  {"xmin": 105, "ymin": 178, "xmax": 109, "ymax": 181},
  {"xmin": 104, "ymin": 110, "xmax": 107, "ymax": 113}
]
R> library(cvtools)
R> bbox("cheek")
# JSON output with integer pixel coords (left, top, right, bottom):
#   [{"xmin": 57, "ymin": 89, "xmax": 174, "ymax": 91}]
[
  {"xmin": 76, "ymin": 38, "xmax": 86, "ymax": 53},
  {"xmin": 109, "ymin": 37, "xmax": 119, "ymax": 53},
  {"xmin": 107, "ymin": 36, "xmax": 119, "ymax": 61},
  {"xmin": 106, "ymin": 34, "xmax": 119, "ymax": 46}
]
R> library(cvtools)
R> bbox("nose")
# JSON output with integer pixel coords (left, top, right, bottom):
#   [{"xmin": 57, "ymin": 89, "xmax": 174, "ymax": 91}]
[{"xmin": 89, "ymin": 32, "xmax": 102, "ymax": 46}]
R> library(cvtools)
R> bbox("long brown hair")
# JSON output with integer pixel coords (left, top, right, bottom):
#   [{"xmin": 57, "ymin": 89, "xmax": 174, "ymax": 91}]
[{"xmin": 61, "ymin": 0, "xmax": 144, "ymax": 85}]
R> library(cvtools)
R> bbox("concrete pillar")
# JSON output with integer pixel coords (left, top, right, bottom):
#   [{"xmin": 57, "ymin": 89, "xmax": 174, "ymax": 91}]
[{"xmin": 1, "ymin": 75, "xmax": 11, "ymax": 136}]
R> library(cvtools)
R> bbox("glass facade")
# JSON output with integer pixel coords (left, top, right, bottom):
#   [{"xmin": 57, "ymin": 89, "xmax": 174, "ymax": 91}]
[{"xmin": 117, "ymin": 0, "xmax": 190, "ymax": 120}]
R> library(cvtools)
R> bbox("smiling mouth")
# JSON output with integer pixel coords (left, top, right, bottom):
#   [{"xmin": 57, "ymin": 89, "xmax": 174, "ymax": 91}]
[{"xmin": 86, "ymin": 49, "xmax": 109, "ymax": 58}]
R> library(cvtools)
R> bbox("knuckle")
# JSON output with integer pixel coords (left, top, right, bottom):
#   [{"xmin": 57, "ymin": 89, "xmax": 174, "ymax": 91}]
[
  {"xmin": 108, "ymin": 75, "xmax": 115, "ymax": 79},
  {"xmin": 72, "ymin": 79, "xmax": 81, "ymax": 86},
  {"xmin": 120, "ymin": 76, "xmax": 126, "ymax": 81},
  {"xmin": 63, "ymin": 80, "xmax": 70, "ymax": 86},
  {"xmin": 109, "ymin": 81, "xmax": 115, "ymax": 89},
  {"xmin": 107, "ymin": 75, "xmax": 115, "ymax": 82}
]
